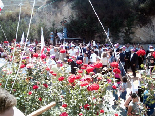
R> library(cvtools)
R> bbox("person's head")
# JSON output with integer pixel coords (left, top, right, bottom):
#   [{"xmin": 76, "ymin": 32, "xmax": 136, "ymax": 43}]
[
  {"xmin": 122, "ymin": 46, "xmax": 126, "ymax": 51},
  {"xmin": 0, "ymin": 88, "xmax": 17, "ymax": 114},
  {"xmin": 131, "ymin": 49, "xmax": 135, "ymax": 53},
  {"xmin": 131, "ymin": 93, "xmax": 139, "ymax": 102},
  {"xmin": 84, "ymin": 53, "xmax": 88, "ymax": 57},
  {"xmin": 56, "ymin": 60, "xmax": 62, "ymax": 67},
  {"xmin": 150, "ymin": 58, "xmax": 154, "ymax": 63},
  {"xmin": 91, "ymin": 49, "xmax": 94, "ymax": 54},
  {"xmin": 122, "ymin": 77, "xmax": 127, "ymax": 83},
  {"xmin": 119, "ymin": 48, "xmax": 122, "ymax": 53},
  {"xmin": 102, "ymin": 52, "xmax": 107, "ymax": 58}
]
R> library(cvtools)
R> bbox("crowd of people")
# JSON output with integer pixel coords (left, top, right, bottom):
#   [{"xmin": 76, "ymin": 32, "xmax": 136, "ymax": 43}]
[{"xmin": 0, "ymin": 39, "xmax": 155, "ymax": 115}]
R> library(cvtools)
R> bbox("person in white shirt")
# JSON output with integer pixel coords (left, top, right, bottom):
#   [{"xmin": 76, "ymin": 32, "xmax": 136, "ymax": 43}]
[
  {"xmin": 0, "ymin": 88, "xmax": 25, "ymax": 116},
  {"xmin": 101, "ymin": 52, "xmax": 109, "ymax": 67},
  {"xmin": 90, "ymin": 49, "xmax": 97, "ymax": 64},
  {"xmin": 68, "ymin": 46, "xmax": 76, "ymax": 57}
]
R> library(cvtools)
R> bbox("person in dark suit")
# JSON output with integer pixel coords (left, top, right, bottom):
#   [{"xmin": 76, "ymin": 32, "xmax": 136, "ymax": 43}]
[
  {"xmin": 130, "ymin": 49, "xmax": 138, "ymax": 77},
  {"xmin": 71, "ymin": 56, "xmax": 78, "ymax": 74}
]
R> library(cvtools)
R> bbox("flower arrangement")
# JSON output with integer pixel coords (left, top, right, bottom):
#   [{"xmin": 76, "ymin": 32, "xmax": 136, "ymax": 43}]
[{"xmin": 136, "ymin": 49, "xmax": 146, "ymax": 56}]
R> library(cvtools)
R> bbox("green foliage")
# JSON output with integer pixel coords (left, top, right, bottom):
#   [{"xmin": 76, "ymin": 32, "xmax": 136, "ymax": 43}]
[{"xmin": 66, "ymin": 0, "xmax": 155, "ymax": 43}]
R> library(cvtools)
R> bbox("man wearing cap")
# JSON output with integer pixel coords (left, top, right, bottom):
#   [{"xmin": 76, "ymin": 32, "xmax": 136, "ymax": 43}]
[{"xmin": 130, "ymin": 49, "xmax": 138, "ymax": 77}]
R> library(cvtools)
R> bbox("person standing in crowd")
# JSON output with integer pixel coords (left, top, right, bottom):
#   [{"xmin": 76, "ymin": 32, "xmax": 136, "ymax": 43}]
[
  {"xmin": 130, "ymin": 49, "xmax": 138, "ymax": 77},
  {"xmin": 71, "ymin": 56, "xmax": 78, "ymax": 74},
  {"xmin": 138, "ymin": 45, "xmax": 145, "ymax": 70},
  {"xmin": 101, "ymin": 52, "xmax": 108, "ymax": 68},
  {"xmin": 125, "ymin": 43, "xmax": 131, "ymax": 71},
  {"xmin": 89, "ymin": 49, "xmax": 97, "ymax": 64},
  {"xmin": 119, "ymin": 47, "xmax": 126, "ymax": 76},
  {"xmin": 83, "ymin": 53, "xmax": 89, "ymax": 64},
  {"xmin": 120, "ymin": 77, "xmax": 128, "ymax": 102},
  {"xmin": 68, "ymin": 46, "xmax": 76, "ymax": 57},
  {"xmin": 146, "ymin": 48, "xmax": 155, "ymax": 70},
  {"xmin": 127, "ymin": 93, "xmax": 140, "ymax": 115}
]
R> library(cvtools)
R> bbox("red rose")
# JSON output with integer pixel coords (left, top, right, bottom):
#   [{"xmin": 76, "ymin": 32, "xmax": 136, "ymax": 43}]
[
  {"xmin": 112, "ymin": 85, "xmax": 117, "ymax": 89},
  {"xmin": 20, "ymin": 64, "xmax": 25, "ymax": 68},
  {"xmin": 79, "ymin": 113, "xmax": 83, "ymax": 115},
  {"xmin": 97, "ymin": 77, "xmax": 102, "ymax": 80},
  {"xmin": 94, "ymin": 62, "xmax": 102, "ymax": 68},
  {"xmin": 84, "ymin": 104, "xmax": 90, "ymax": 110},
  {"xmin": 81, "ymin": 66, "xmax": 86, "ymax": 69},
  {"xmin": 76, "ymin": 60, "xmax": 82, "ymax": 64},
  {"xmin": 33, "ymin": 85, "xmax": 38, "ymax": 89},
  {"xmin": 0, "ymin": 83, "xmax": 2, "ymax": 86},
  {"xmin": 33, "ymin": 53, "xmax": 39, "ymax": 57},
  {"xmin": 78, "ymin": 70, "xmax": 83, "ymax": 73},
  {"xmin": 90, "ymin": 83, "xmax": 99, "ymax": 91},
  {"xmin": 83, "ymin": 64, "xmax": 88, "ymax": 67},
  {"xmin": 87, "ymin": 86, "xmax": 91, "ymax": 91},
  {"xmin": 153, "ymin": 52, "xmax": 155, "ymax": 58},
  {"xmin": 113, "ymin": 68, "xmax": 121, "ymax": 74},
  {"xmin": 52, "ymin": 73, "xmax": 57, "ymax": 76},
  {"xmin": 62, "ymin": 104, "xmax": 67, "ymax": 108},
  {"xmin": 38, "ymin": 97, "xmax": 42, "ymax": 101},
  {"xmin": 28, "ymin": 91, "xmax": 32, "ymax": 95},
  {"xmin": 50, "ymin": 70, "xmax": 54, "ymax": 74},
  {"xmin": 60, "ymin": 112, "xmax": 68, "ymax": 116},
  {"xmin": 100, "ymin": 109, "xmax": 104, "ymax": 113},
  {"xmin": 60, "ymin": 49, "xmax": 66, "ymax": 53},
  {"xmin": 68, "ymin": 75, "xmax": 76, "ymax": 83},
  {"xmin": 58, "ymin": 76, "xmax": 65, "ymax": 81},
  {"xmin": 75, "ymin": 74, "xmax": 82, "ymax": 79},
  {"xmin": 4, "ymin": 41, "xmax": 9, "ymax": 44},
  {"xmin": 110, "ymin": 62, "xmax": 118, "ymax": 68},
  {"xmin": 40, "ymin": 54, "xmax": 46, "ymax": 59},
  {"xmin": 46, "ymin": 67, "xmax": 50, "ymax": 71},
  {"xmin": 136, "ymin": 49, "xmax": 146, "ymax": 56},
  {"xmin": 68, "ymin": 59, "xmax": 72, "ymax": 62},
  {"xmin": 86, "ymin": 66, "xmax": 94, "ymax": 74},
  {"xmin": 114, "ymin": 113, "xmax": 118, "ymax": 116},
  {"xmin": 16, "ymin": 44, "xmax": 20, "ymax": 47},
  {"xmin": 11, "ymin": 47, "xmax": 14, "ymax": 50},
  {"xmin": 80, "ymin": 81, "xmax": 89, "ymax": 87},
  {"xmin": 43, "ymin": 83, "xmax": 48, "ymax": 88}
]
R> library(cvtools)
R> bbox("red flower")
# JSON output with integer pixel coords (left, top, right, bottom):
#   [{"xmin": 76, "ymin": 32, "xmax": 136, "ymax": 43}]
[
  {"xmin": 136, "ymin": 49, "xmax": 146, "ymax": 56},
  {"xmin": 50, "ymin": 70, "xmax": 54, "ymax": 74},
  {"xmin": 94, "ymin": 62, "xmax": 102, "ymax": 68},
  {"xmin": 79, "ymin": 113, "xmax": 83, "ymax": 115},
  {"xmin": 60, "ymin": 112, "xmax": 68, "ymax": 116},
  {"xmin": 33, "ymin": 85, "xmax": 38, "ymax": 89},
  {"xmin": 68, "ymin": 59, "xmax": 72, "ymax": 62},
  {"xmin": 100, "ymin": 110, "xmax": 104, "ymax": 113},
  {"xmin": 110, "ymin": 62, "xmax": 118, "ymax": 68},
  {"xmin": 114, "ymin": 114, "xmax": 118, "ymax": 116},
  {"xmin": 40, "ymin": 54, "xmax": 46, "ymax": 59},
  {"xmin": 46, "ymin": 67, "xmax": 50, "ymax": 71},
  {"xmin": 11, "ymin": 47, "xmax": 14, "ymax": 50},
  {"xmin": 75, "ymin": 74, "xmax": 82, "ymax": 79},
  {"xmin": 76, "ymin": 60, "xmax": 82, "ymax": 64},
  {"xmin": 4, "ymin": 41, "xmax": 9, "ymax": 44},
  {"xmin": 87, "ymin": 86, "xmax": 91, "ymax": 91},
  {"xmin": 113, "ymin": 68, "xmax": 121, "ymax": 74},
  {"xmin": 58, "ymin": 76, "xmax": 65, "ymax": 81},
  {"xmin": 80, "ymin": 81, "xmax": 89, "ymax": 87},
  {"xmin": 62, "ymin": 104, "xmax": 67, "ymax": 108},
  {"xmin": 83, "ymin": 64, "xmax": 88, "ymax": 67},
  {"xmin": 68, "ymin": 75, "xmax": 76, "ymax": 83},
  {"xmin": 20, "ymin": 64, "xmax": 25, "ymax": 68},
  {"xmin": 16, "ymin": 44, "xmax": 20, "ymax": 47},
  {"xmin": 28, "ymin": 91, "xmax": 32, "ymax": 95},
  {"xmin": 112, "ymin": 85, "xmax": 117, "ymax": 89},
  {"xmin": 97, "ymin": 77, "xmax": 102, "ymax": 80},
  {"xmin": 153, "ymin": 52, "xmax": 155, "ymax": 58},
  {"xmin": 81, "ymin": 66, "xmax": 86, "ymax": 69},
  {"xmin": 39, "ymin": 97, "xmax": 42, "ymax": 101},
  {"xmin": 33, "ymin": 53, "xmax": 39, "ymax": 57},
  {"xmin": 86, "ymin": 66, "xmax": 94, "ymax": 74},
  {"xmin": 90, "ymin": 83, "xmax": 99, "ymax": 91},
  {"xmin": 43, "ymin": 83, "xmax": 48, "ymax": 88},
  {"xmin": 78, "ymin": 70, "xmax": 83, "ymax": 73},
  {"xmin": 84, "ymin": 104, "xmax": 90, "ymax": 110},
  {"xmin": 0, "ymin": 83, "xmax": 2, "ymax": 86},
  {"xmin": 52, "ymin": 73, "xmax": 57, "ymax": 76},
  {"xmin": 60, "ymin": 49, "xmax": 66, "ymax": 53}
]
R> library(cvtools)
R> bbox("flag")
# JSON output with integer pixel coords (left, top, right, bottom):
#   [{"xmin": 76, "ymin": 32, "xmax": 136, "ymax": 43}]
[
  {"xmin": 0, "ymin": 0, "xmax": 4, "ymax": 11},
  {"xmin": 41, "ymin": 27, "xmax": 45, "ymax": 54},
  {"xmin": 20, "ymin": 32, "xmax": 25, "ymax": 44}
]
